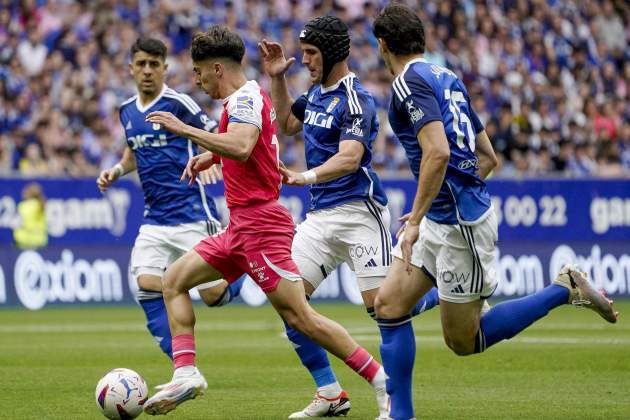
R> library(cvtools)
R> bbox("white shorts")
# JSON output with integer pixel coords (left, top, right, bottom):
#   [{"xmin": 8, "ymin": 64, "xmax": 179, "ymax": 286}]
[
  {"xmin": 292, "ymin": 200, "xmax": 392, "ymax": 292},
  {"xmin": 131, "ymin": 220, "xmax": 221, "ymax": 279},
  {"xmin": 392, "ymin": 210, "xmax": 498, "ymax": 303}
]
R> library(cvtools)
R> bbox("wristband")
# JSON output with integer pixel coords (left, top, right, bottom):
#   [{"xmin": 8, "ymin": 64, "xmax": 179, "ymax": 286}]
[
  {"xmin": 301, "ymin": 169, "xmax": 317, "ymax": 184},
  {"xmin": 113, "ymin": 163, "xmax": 125, "ymax": 177}
]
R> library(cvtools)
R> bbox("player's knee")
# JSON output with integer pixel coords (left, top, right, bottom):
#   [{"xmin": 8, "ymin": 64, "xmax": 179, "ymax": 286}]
[
  {"xmin": 161, "ymin": 268, "xmax": 184, "ymax": 296},
  {"xmin": 374, "ymin": 293, "xmax": 399, "ymax": 319}
]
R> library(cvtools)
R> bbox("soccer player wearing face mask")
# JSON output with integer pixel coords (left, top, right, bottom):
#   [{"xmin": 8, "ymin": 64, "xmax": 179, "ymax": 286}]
[{"xmin": 259, "ymin": 16, "xmax": 439, "ymax": 419}]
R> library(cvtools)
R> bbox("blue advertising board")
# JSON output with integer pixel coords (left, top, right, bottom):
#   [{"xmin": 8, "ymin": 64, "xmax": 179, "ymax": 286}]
[{"xmin": 1, "ymin": 177, "xmax": 628, "ymax": 309}]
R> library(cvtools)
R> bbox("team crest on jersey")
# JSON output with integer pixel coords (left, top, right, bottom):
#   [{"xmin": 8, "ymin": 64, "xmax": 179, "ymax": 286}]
[
  {"xmin": 346, "ymin": 117, "xmax": 363, "ymax": 136},
  {"xmin": 152, "ymin": 123, "xmax": 161, "ymax": 131},
  {"xmin": 326, "ymin": 97, "xmax": 340, "ymax": 113},
  {"xmin": 308, "ymin": 93, "xmax": 314, "ymax": 103},
  {"xmin": 126, "ymin": 120, "xmax": 132, "ymax": 130},
  {"xmin": 405, "ymin": 100, "xmax": 424, "ymax": 123}
]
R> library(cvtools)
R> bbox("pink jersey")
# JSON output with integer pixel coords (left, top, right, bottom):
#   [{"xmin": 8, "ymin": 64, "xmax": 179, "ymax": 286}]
[{"xmin": 218, "ymin": 80, "xmax": 281, "ymax": 208}]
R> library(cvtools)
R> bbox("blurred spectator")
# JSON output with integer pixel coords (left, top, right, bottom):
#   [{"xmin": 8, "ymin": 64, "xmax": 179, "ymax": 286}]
[
  {"xmin": 13, "ymin": 182, "xmax": 48, "ymax": 250},
  {"xmin": 0, "ymin": 0, "xmax": 628, "ymax": 179}
]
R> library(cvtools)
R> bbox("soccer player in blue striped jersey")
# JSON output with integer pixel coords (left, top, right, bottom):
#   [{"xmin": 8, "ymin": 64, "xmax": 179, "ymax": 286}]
[
  {"xmin": 97, "ymin": 37, "xmax": 244, "ymax": 360},
  {"xmin": 259, "ymin": 16, "xmax": 439, "ymax": 419},
  {"xmin": 372, "ymin": 5, "xmax": 618, "ymax": 420}
]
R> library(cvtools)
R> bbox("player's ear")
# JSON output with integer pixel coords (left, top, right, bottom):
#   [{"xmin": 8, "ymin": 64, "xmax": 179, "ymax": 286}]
[
  {"xmin": 163, "ymin": 60, "xmax": 168, "ymax": 73},
  {"xmin": 214, "ymin": 62, "xmax": 223, "ymax": 78},
  {"xmin": 128, "ymin": 62, "xmax": 134, "ymax": 76},
  {"xmin": 377, "ymin": 38, "xmax": 388, "ymax": 55}
]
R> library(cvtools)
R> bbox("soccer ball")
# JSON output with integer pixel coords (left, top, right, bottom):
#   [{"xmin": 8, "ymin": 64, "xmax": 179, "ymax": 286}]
[{"xmin": 95, "ymin": 368, "xmax": 148, "ymax": 419}]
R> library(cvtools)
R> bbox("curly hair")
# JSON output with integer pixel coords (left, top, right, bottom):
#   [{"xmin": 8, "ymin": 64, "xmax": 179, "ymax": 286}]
[{"xmin": 191, "ymin": 25, "xmax": 245, "ymax": 64}]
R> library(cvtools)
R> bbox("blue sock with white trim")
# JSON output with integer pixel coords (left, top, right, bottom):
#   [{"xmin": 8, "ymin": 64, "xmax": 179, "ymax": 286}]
[
  {"xmin": 283, "ymin": 319, "xmax": 338, "ymax": 390},
  {"xmin": 476, "ymin": 285, "xmax": 569, "ymax": 352},
  {"xmin": 137, "ymin": 290, "xmax": 172, "ymax": 359},
  {"xmin": 378, "ymin": 315, "xmax": 415, "ymax": 420},
  {"xmin": 411, "ymin": 287, "xmax": 439, "ymax": 317}
]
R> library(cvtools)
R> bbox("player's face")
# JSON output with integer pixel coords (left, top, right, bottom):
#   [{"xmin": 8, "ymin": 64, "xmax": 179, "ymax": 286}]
[
  {"xmin": 193, "ymin": 60, "xmax": 221, "ymax": 99},
  {"xmin": 129, "ymin": 51, "xmax": 167, "ymax": 96},
  {"xmin": 300, "ymin": 43, "xmax": 323, "ymax": 84}
]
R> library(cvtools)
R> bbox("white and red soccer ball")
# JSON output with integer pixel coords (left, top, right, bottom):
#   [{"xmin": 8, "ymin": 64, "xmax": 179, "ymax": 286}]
[{"xmin": 95, "ymin": 368, "xmax": 148, "ymax": 419}]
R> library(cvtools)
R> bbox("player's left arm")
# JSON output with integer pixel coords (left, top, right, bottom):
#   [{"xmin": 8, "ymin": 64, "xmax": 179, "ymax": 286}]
[
  {"xmin": 474, "ymin": 130, "xmax": 498, "ymax": 179},
  {"xmin": 396, "ymin": 75, "xmax": 449, "ymax": 272},
  {"xmin": 466, "ymin": 104, "xmax": 497, "ymax": 180},
  {"xmin": 145, "ymin": 112, "xmax": 259, "ymax": 161},
  {"xmin": 281, "ymin": 94, "xmax": 374, "ymax": 186},
  {"xmin": 281, "ymin": 139, "xmax": 364, "ymax": 186}
]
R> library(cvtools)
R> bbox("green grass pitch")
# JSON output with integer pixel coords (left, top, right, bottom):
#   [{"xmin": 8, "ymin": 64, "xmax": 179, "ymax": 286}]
[{"xmin": 0, "ymin": 301, "xmax": 628, "ymax": 419}]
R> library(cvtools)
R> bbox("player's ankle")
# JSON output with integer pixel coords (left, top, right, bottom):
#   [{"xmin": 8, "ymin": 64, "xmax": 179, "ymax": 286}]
[
  {"xmin": 370, "ymin": 366, "xmax": 386, "ymax": 388},
  {"xmin": 174, "ymin": 365, "xmax": 197, "ymax": 376},
  {"xmin": 317, "ymin": 382, "xmax": 342, "ymax": 398}
]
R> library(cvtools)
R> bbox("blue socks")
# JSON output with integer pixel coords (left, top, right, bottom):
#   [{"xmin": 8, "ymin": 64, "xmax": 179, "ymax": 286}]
[
  {"xmin": 411, "ymin": 287, "xmax": 439, "ymax": 317},
  {"xmin": 378, "ymin": 316, "xmax": 416, "ymax": 420},
  {"xmin": 137, "ymin": 277, "xmax": 247, "ymax": 359},
  {"xmin": 138, "ymin": 290, "xmax": 173, "ymax": 358},
  {"xmin": 476, "ymin": 285, "xmax": 569, "ymax": 352},
  {"xmin": 283, "ymin": 319, "xmax": 337, "ymax": 388}
]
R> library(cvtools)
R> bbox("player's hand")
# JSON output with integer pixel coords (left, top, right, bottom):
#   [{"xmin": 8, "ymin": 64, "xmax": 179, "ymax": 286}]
[
  {"xmin": 146, "ymin": 111, "xmax": 187, "ymax": 136},
  {"xmin": 278, "ymin": 164, "xmax": 306, "ymax": 186},
  {"xmin": 258, "ymin": 39, "xmax": 296, "ymax": 78},
  {"xmin": 181, "ymin": 152, "xmax": 217, "ymax": 186},
  {"xmin": 400, "ymin": 222, "xmax": 420, "ymax": 275},
  {"xmin": 96, "ymin": 168, "xmax": 120, "ymax": 193},
  {"xmin": 396, "ymin": 212, "xmax": 412, "ymax": 240},
  {"xmin": 199, "ymin": 164, "xmax": 223, "ymax": 185}
]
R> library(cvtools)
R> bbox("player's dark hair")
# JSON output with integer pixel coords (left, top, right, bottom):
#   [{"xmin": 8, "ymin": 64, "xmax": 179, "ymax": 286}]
[
  {"xmin": 373, "ymin": 4, "xmax": 425, "ymax": 56},
  {"xmin": 191, "ymin": 25, "xmax": 245, "ymax": 64},
  {"xmin": 130, "ymin": 37, "xmax": 167, "ymax": 60}
]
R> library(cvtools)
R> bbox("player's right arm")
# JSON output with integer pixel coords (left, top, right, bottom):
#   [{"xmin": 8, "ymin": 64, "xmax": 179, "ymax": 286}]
[
  {"xmin": 258, "ymin": 39, "xmax": 303, "ymax": 136},
  {"xmin": 96, "ymin": 146, "xmax": 137, "ymax": 193}
]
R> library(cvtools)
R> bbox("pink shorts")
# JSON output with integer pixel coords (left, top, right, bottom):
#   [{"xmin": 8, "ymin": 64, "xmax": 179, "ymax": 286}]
[{"xmin": 194, "ymin": 200, "xmax": 302, "ymax": 293}]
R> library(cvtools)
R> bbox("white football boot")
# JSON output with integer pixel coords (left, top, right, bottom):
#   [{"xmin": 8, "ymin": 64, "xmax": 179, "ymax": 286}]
[
  {"xmin": 553, "ymin": 264, "xmax": 618, "ymax": 323},
  {"xmin": 143, "ymin": 366, "xmax": 208, "ymax": 415},
  {"xmin": 288, "ymin": 390, "xmax": 351, "ymax": 418}
]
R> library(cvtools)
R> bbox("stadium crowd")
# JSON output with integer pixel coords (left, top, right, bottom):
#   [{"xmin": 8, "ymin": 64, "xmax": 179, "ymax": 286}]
[{"xmin": 0, "ymin": 0, "xmax": 629, "ymax": 178}]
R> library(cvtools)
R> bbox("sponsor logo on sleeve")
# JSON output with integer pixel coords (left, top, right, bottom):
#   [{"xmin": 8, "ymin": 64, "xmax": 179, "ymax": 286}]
[
  {"xmin": 346, "ymin": 117, "xmax": 364, "ymax": 136},
  {"xmin": 234, "ymin": 95, "xmax": 255, "ymax": 119},
  {"xmin": 405, "ymin": 100, "xmax": 424, "ymax": 123}
]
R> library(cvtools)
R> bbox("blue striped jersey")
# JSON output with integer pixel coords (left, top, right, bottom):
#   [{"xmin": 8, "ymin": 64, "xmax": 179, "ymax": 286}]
[
  {"xmin": 291, "ymin": 73, "xmax": 387, "ymax": 211},
  {"xmin": 119, "ymin": 85, "xmax": 220, "ymax": 226},
  {"xmin": 388, "ymin": 58, "xmax": 492, "ymax": 225}
]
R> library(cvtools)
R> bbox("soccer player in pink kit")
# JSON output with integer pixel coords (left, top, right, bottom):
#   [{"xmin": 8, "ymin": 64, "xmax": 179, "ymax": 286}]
[{"xmin": 142, "ymin": 25, "xmax": 388, "ymax": 417}]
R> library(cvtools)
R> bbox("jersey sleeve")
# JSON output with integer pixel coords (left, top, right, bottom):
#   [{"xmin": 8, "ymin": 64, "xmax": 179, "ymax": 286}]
[
  {"xmin": 392, "ymin": 73, "xmax": 442, "ymax": 136},
  {"xmin": 338, "ymin": 89, "xmax": 375, "ymax": 146},
  {"xmin": 226, "ymin": 90, "xmax": 263, "ymax": 130},
  {"xmin": 290, "ymin": 92, "xmax": 308, "ymax": 122},
  {"xmin": 176, "ymin": 95, "xmax": 218, "ymax": 132}
]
